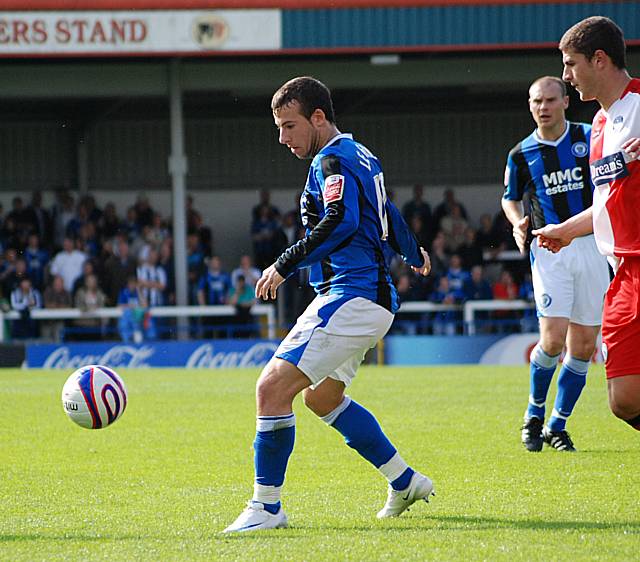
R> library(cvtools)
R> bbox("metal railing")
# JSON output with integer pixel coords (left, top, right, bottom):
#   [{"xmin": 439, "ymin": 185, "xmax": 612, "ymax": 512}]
[
  {"xmin": 396, "ymin": 299, "xmax": 536, "ymax": 335},
  {"xmin": 0, "ymin": 304, "xmax": 277, "ymax": 341}
]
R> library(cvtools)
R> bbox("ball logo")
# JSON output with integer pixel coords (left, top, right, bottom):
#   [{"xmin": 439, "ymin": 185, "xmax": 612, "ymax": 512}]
[
  {"xmin": 192, "ymin": 15, "xmax": 229, "ymax": 49},
  {"xmin": 539, "ymin": 293, "xmax": 552, "ymax": 309},
  {"xmin": 571, "ymin": 142, "xmax": 588, "ymax": 158}
]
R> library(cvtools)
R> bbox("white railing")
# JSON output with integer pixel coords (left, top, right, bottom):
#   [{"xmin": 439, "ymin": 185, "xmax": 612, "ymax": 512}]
[
  {"xmin": 0, "ymin": 300, "xmax": 534, "ymax": 341},
  {"xmin": 397, "ymin": 299, "xmax": 536, "ymax": 335},
  {"xmin": 0, "ymin": 304, "xmax": 277, "ymax": 341}
]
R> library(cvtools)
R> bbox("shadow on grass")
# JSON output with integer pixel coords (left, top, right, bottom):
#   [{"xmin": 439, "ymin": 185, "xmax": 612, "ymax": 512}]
[
  {"xmin": 306, "ymin": 514, "xmax": 640, "ymax": 534},
  {"xmin": 0, "ymin": 534, "xmax": 152, "ymax": 543},
  {"xmin": 4, "ymin": 515, "xmax": 640, "ymax": 543}
]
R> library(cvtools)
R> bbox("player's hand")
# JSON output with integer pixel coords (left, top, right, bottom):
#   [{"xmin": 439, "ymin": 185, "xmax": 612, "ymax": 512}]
[
  {"xmin": 411, "ymin": 247, "xmax": 431, "ymax": 277},
  {"xmin": 532, "ymin": 224, "xmax": 570, "ymax": 253},
  {"xmin": 622, "ymin": 137, "xmax": 640, "ymax": 160},
  {"xmin": 256, "ymin": 264, "xmax": 285, "ymax": 300},
  {"xmin": 512, "ymin": 216, "xmax": 529, "ymax": 254}
]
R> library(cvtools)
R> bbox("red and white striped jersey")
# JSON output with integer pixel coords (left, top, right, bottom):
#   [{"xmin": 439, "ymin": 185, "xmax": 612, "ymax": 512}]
[{"xmin": 590, "ymin": 78, "xmax": 640, "ymax": 262}]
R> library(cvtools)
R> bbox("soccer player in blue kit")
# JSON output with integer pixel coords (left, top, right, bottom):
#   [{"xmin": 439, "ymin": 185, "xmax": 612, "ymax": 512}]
[
  {"xmin": 502, "ymin": 76, "xmax": 609, "ymax": 452},
  {"xmin": 224, "ymin": 77, "xmax": 434, "ymax": 533}
]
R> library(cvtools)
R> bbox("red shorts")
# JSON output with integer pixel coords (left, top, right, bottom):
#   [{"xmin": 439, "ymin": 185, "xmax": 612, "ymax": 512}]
[{"xmin": 602, "ymin": 257, "xmax": 640, "ymax": 379}]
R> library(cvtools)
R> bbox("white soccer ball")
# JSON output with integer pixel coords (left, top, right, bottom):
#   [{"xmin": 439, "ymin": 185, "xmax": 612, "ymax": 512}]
[{"xmin": 61, "ymin": 365, "xmax": 128, "ymax": 429}]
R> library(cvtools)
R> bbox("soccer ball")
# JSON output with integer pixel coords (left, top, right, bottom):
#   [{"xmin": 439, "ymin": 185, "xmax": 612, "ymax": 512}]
[{"xmin": 61, "ymin": 365, "xmax": 128, "ymax": 429}]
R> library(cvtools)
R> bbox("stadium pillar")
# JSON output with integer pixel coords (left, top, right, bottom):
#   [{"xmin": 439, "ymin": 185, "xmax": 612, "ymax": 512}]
[
  {"xmin": 76, "ymin": 131, "xmax": 89, "ymax": 194},
  {"xmin": 168, "ymin": 58, "xmax": 189, "ymax": 338}
]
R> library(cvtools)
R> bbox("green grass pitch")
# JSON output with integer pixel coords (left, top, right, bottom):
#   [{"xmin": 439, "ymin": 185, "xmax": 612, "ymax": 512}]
[{"xmin": 1, "ymin": 365, "xmax": 639, "ymax": 561}]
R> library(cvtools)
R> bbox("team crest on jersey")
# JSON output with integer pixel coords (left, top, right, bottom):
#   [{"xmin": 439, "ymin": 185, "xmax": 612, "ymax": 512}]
[
  {"xmin": 612, "ymin": 115, "xmax": 624, "ymax": 131},
  {"xmin": 571, "ymin": 142, "xmax": 588, "ymax": 158},
  {"xmin": 324, "ymin": 174, "xmax": 345, "ymax": 203},
  {"xmin": 590, "ymin": 152, "xmax": 629, "ymax": 187}
]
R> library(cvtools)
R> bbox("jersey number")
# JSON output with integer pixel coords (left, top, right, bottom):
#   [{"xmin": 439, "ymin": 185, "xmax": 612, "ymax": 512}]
[{"xmin": 374, "ymin": 173, "xmax": 389, "ymax": 241}]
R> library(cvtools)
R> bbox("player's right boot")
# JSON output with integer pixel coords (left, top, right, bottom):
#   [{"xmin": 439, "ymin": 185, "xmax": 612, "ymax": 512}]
[
  {"xmin": 222, "ymin": 501, "xmax": 288, "ymax": 533},
  {"xmin": 542, "ymin": 426, "xmax": 577, "ymax": 452},
  {"xmin": 376, "ymin": 472, "xmax": 434, "ymax": 518},
  {"xmin": 521, "ymin": 416, "xmax": 544, "ymax": 452}
]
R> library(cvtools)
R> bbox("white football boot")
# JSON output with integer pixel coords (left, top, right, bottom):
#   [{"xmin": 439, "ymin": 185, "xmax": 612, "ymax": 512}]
[
  {"xmin": 376, "ymin": 472, "xmax": 435, "ymax": 518},
  {"xmin": 223, "ymin": 501, "xmax": 288, "ymax": 533}
]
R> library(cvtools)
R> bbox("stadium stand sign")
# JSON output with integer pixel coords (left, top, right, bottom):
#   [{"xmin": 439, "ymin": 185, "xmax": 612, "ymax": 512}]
[{"xmin": 0, "ymin": 10, "xmax": 280, "ymax": 55}]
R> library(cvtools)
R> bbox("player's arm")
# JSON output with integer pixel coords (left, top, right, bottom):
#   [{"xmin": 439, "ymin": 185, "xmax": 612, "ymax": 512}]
[
  {"xmin": 386, "ymin": 201, "xmax": 430, "ymax": 276},
  {"xmin": 501, "ymin": 199, "xmax": 529, "ymax": 254},
  {"xmin": 274, "ymin": 159, "xmax": 359, "ymax": 278},
  {"xmin": 532, "ymin": 207, "xmax": 593, "ymax": 253},
  {"xmin": 257, "ymin": 157, "xmax": 360, "ymax": 300},
  {"xmin": 502, "ymin": 153, "xmax": 529, "ymax": 254}
]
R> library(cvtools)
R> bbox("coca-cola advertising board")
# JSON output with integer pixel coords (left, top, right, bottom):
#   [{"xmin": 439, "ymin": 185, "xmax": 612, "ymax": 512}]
[{"xmin": 26, "ymin": 340, "xmax": 279, "ymax": 369}]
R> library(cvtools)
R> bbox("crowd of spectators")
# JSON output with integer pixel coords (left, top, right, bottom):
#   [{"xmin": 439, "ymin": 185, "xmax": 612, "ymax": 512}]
[
  {"xmin": 0, "ymin": 185, "xmax": 535, "ymax": 342},
  {"xmin": 390, "ymin": 185, "xmax": 533, "ymax": 334},
  {"xmin": 0, "ymin": 190, "xmax": 258, "ymax": 341}
]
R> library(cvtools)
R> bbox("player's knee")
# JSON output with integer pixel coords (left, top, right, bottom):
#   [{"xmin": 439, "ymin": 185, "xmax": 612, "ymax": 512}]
[
  {"xmin": 256, "ymin": 362, "xmax": 294, "ymax": 410},
  {"xmin": 539, "ymin": 339, "xmax": 564, "ymax": 358},
  {"xmin": 608, "ymin": 393, "xmax": 640, "ymax": 421}
]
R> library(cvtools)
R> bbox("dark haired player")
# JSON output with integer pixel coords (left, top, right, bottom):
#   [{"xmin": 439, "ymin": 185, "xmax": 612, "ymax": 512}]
[
  {"xmin": 502, "ymin": 76, "xmax": 608, "ymax": 452},
  {"xmin": 534, "ymin": 17, "xmax": 640, "ymax": 433},
  {"xmin": 224, "ymin": 77, "xmax": 433, "ymax": 533}
]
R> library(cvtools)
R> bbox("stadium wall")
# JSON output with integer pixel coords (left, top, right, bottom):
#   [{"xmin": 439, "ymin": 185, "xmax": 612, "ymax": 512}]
[{"xmin": 0, "ymin": 111, "xmax": 533, "ymax": 192}]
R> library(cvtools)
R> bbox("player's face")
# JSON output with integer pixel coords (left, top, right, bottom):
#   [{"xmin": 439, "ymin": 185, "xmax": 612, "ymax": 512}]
[
  {"xmin": 528, "ymin": 81, "xmax": 568, "ymax": 131},
  {"xmin": 273, "ymin": 101, "xmax": 320, "ymax": 160},
  {"xmin": 562, "ymin": 50, "xmax": 598, "ymax": 102}
]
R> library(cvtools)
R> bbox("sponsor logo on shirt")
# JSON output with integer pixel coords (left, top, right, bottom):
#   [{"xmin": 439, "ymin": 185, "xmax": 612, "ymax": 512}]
[
  {"xmin": 542, "ymin": 167, "xmax": 584, "ymax": 195},
  {"xmin": 590, "ymin": 152, "xmax": 629, "ymax": 187},
  {"xmin": 324, "ymin": 174, "xmax": 345, "ymax": 203}
]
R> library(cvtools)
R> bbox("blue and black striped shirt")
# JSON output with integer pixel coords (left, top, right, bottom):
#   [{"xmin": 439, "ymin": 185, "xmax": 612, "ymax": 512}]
[
  {"xmin": 503, "ymin": 122, "xmax": 593, "ymax": 229},
  {"xmin": 274, "ymin": 133, "xmax": 423, "ymax": 313}
]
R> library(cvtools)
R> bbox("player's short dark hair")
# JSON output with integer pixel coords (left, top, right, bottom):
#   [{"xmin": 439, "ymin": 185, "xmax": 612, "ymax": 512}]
[
  {"xmin": 530, "ymin": 76, "xmax": 567, "ymax": 97},
  {"xmin": 271, "ymin": 76, "xmax": 336, "ymax": 123},
  {"xmin": 559, "ymin": 16, "xmax": 626, "ymax": 69}
]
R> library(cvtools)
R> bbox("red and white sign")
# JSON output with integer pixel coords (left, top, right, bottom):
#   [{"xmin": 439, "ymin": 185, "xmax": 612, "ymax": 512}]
[
  {"xmin": 324, "ymin": 174, "xmax": 345, "ymax": 204},
  {"xmin": 0, "ymin": 10, "xmax": 281, "ymax": 55}
]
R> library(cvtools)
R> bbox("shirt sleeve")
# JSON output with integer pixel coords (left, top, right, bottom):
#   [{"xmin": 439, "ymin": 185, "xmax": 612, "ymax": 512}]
[
  {"xmin": 502, "ymin": 150, "xmax": 524, "ymax": 201},
  {"xmin": 274, "ymin": 154, "xmax": 360, "ymax": 278},
  {"xmin": 386, "ymin": 200, "xmax": 423, "ymax": 268}
]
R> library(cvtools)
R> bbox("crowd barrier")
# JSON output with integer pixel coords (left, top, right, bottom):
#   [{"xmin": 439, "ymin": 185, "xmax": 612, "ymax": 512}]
[{"xmin": 0, "ymin": 304, "xmax": 277, "ymax": 341}]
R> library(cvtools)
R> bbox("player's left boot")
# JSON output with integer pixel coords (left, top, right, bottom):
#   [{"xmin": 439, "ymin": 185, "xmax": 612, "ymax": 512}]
[
  {"xmin": 376, "ymin": 471, "xmax": 435, "ymax": 518},
  {"xmin": 542, "ymin": 426, "xmax": 577, "ymax": 452},
  {"xmin": 222, "ymin": 501, "xmax": 288, "ymax": 533}
]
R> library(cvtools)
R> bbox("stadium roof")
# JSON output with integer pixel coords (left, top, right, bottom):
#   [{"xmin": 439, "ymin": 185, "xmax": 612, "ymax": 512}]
[{"xmin": 0, "ymin": 0, "xmax": 609, "ymax": 8}]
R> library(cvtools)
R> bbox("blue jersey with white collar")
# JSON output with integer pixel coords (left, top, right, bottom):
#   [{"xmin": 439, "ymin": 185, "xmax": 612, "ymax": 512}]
[
  {"xmin": 503, "ymin": 121, "xmax": 593, "ymax": 229},
  {"xmin": 274, "ymin": 133, "xmax": 423, "ymax": 313}
]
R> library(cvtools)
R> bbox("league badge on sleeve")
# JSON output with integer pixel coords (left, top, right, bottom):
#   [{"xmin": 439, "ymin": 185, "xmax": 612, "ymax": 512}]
[{"xmin": 324, "ymin": 174, "xmax": 345, "ymax": 203}]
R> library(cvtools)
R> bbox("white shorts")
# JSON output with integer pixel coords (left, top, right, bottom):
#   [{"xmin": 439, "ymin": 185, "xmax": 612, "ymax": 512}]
[
  {"xmin": 531, "ymin": 234, "xmax": 609, "ymax": 326},
  {"xmin": 276, "ymin": 294, "xmax": 394, "ymax": 388}
]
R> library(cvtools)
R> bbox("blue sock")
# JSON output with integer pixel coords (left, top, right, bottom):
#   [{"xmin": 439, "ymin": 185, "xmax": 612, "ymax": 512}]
[
  {"xmin": 526, "ymin": 344, "xmax": 560, "ymax": 419},
  {"xmin": 252, "ymin": 414, "xmax": 295, "ymax": 513},
  {"xmin": 548, "ymin": 356, "xmax": 589, "ymax": 432},
  {"xmin": 323, "ymin": 397, "xmax": 414, "ymax": 491}
]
